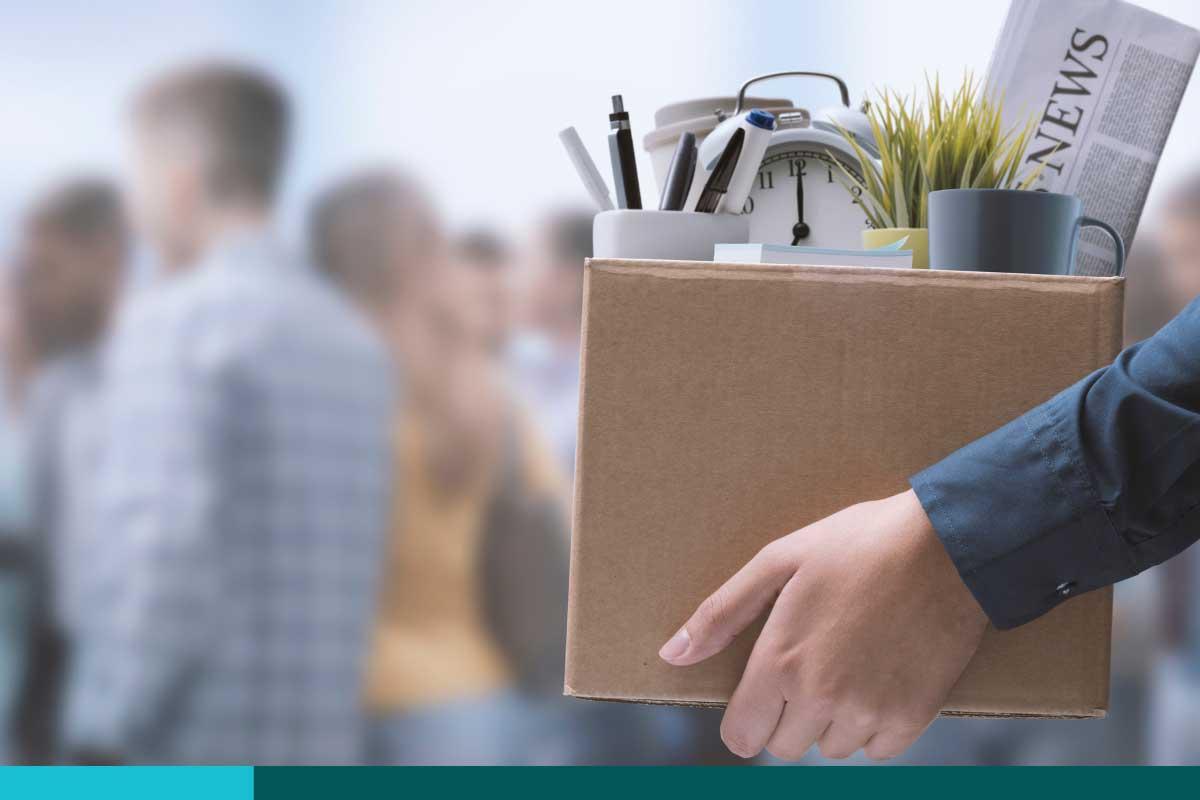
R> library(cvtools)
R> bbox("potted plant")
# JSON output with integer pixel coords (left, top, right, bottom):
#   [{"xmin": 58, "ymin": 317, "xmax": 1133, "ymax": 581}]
[{"xmin": 835, "ymin": 75, "xmax": 1042, "ymax": 268}]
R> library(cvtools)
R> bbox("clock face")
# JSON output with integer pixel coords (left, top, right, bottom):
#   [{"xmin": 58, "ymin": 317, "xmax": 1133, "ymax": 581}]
[{"xmin": 739, "ymin": 145, "xmax": 872, "ymax": 249}]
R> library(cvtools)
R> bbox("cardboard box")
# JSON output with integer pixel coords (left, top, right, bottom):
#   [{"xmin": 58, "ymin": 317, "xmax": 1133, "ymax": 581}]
[{"xmin": 566, "ymin": 259, "xmax": 1124, "ymax": 718}]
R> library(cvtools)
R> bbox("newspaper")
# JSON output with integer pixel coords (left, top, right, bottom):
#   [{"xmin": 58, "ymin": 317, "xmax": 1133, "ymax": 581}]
[{"xmin": 986, "ymin": 0, "xmax": 1200, "ymax": 275}]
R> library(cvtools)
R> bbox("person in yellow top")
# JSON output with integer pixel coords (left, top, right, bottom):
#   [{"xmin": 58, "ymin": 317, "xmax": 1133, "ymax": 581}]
[{"xmin": 308, "ymin": 170, "xmax": 569, "ymax": 765}]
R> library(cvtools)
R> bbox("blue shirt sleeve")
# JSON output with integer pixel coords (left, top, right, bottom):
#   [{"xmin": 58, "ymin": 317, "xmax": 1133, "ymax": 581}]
[{"xmin": 911, "ymin": 295, "xmax": 1200, "ymax": 629}]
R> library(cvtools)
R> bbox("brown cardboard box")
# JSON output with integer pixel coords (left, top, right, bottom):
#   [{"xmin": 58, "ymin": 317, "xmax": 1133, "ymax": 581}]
[{"xmin": 565, "ymin": 258, "xmax": 1124, "ymax": 718}]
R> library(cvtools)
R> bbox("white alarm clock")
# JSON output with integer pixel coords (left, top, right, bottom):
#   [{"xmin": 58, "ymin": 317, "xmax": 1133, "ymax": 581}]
[{"xmin": 730, "ymin": 72, "xmax": 880, "ymax": 248}]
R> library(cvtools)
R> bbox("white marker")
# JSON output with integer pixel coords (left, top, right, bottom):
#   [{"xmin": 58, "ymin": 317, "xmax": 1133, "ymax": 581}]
[
  {"xmin": 559, "ymin": 126, "xmax": 615, "ymax": 211},
  {"xmin": 688, "ymin": 109, "xmax": 776, "ymax": 214}
]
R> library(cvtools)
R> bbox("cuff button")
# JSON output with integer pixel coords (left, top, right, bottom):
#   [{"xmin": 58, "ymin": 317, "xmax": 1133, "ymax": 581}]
[{"xmin": 1055, "ymin": 581, "xmax": 1076, "ymax": 598}]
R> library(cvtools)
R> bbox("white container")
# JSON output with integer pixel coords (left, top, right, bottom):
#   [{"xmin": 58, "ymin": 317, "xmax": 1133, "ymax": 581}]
[{"xmin": 593, "ymin": 210, "xmax": 750, "ymax": 261}]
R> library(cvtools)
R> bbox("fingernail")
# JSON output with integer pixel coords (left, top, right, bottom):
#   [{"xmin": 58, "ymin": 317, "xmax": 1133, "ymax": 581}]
[{"xmin": 659, "ymin": 628, "xmax": 691, "ymax": 663}]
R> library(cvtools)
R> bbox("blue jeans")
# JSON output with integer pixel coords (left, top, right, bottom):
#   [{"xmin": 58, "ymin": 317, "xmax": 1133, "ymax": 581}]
[
  {"xmin": 366, "ymin": 691, "xmax": 697, "ymax": 765},
  {"xmin": 367, "ymin": 691, "xmax": 527, "ymax": 766}
]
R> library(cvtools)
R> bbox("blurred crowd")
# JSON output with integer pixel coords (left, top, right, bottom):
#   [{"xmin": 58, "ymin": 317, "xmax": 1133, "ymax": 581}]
[
  {"xmin": 0, "ymin": 60, "xmax": 1199, "ymax": 766},
  {"xmin": 0, "ymin": 61, "xmax": 731, "ymax": 766}
]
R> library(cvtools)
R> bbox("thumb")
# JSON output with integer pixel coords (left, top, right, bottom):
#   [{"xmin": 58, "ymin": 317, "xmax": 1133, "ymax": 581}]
[{"xmin": 659, "ymin": 540, "xmax": 795, "ymax": 667}]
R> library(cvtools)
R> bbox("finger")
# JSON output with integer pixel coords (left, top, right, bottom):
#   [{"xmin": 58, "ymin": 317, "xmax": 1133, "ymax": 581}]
[
  {"xmin": 765, "ymin": 703, "xmax": 830, "ymax": 762},
  {"xmin": 863, "ymin": 723, "xmax": 928, "ymax": 762},
  {"xmin": 659, "ymin": 541, "xmax": 793, "ymax": 666},
  {"xmin": 719, "ymin": 659, "xmax": 785, "ymax": 759},
  {"xmin": 817, "ymin": 719, "xmax": 874, "ymax": 760}
]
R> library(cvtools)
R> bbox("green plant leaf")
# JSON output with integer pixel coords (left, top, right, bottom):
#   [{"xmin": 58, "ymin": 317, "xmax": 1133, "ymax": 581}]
[{"xmin": 831, "ymin": 71, "xmax": 1047, "ymax": 229}]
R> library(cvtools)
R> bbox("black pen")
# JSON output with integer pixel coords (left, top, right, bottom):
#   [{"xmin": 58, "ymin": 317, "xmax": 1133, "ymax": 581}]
[
  {"xmin": 659, "ymin": 131, "xmax": 697, "ymax": 211},
  {"xmin": 694, "ymin": 128, "xmax": 744, "ymax": 213},
  {"xmin": 608, "ymin": 95, "xmax": 642, "ymax": 209}
]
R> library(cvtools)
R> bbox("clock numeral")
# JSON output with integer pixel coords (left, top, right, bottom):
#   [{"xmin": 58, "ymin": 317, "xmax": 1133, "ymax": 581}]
[
  {"xmin": 742, "ymin": 196, "xmax": 755, "ymax": 215},
  {"xmin": 757, "ymin": 170, "xmax": 774, "ymax": 191},
  {"xmin": 788, "ymin": 159, "xmax": 807, "ymax": 178},
  {"xmin": 827, "ymin": 166, "xmax": 834, "ymax": 183}
]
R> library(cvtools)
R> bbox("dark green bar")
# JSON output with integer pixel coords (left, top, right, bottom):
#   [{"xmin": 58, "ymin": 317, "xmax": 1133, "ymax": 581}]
[{"xmin": 254, "ymin": 765, "xmax": 1199, "ymax": 799}]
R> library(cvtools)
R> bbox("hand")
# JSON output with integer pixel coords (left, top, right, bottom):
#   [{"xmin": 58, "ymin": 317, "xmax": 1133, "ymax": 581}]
[{"xmin": 658, "ymin": 489, "xmax": 988, "ymax": 762}]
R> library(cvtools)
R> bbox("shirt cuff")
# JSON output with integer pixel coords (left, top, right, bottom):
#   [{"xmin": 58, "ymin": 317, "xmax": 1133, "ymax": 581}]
[{"xmin": 909, "ymin": 384, "xmax": 1136, "ymax": 629}]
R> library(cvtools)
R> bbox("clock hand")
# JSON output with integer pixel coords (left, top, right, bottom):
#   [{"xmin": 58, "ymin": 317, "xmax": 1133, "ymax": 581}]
[{"xmin": 791, "ymin": 174, "xmax": 810, "ymax": 245}]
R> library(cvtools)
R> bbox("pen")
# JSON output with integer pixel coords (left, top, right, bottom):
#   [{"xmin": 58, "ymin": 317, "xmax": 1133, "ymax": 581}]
[
  {"xmin": 559, "ymin": 126, "xmax": 615, "ymax": 211},
  {"xmin": 694, "ymin": 128, "xmax": 744, "ymax": 213},
  {"xmin": 608, "ymin": 95, "xmax": 642, "ymax": 209},
  {"xmin": 658, "ymin": 131, "xmax": 697, "ymax": 211}
]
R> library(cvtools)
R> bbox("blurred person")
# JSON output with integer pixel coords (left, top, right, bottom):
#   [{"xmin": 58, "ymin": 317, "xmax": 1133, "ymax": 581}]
[
  {"xmin": 64, "ymin": 63, "xmax": 393, "ymax": 765},
  {"xmin": 1148, "ymin": 171, "xmax": 1200, "ymax": 765},
  {"xmin": 5, "ymin": 179, "xmax": 128, "ymax": 764},
  {"xmin": 1160, "ymin": 174, "xmax": 1200, "ymax": 308},
  {"xmin": 310, "ymin": 170, "xmax": 572, "ymax": 765},
  {"xmin": 0, "ymin": 263, "xmax": 35, "ymax": 414},
  {"xmin": 15, "ymin": 182, "xmax": 126, "ymax": 364},
  {"xmin": 508, "ymin": 210, "xmax": 591, "ymax": 477},
  {"xmin": 1123, "ymin": 241, "xmax": 1177, "ymax": 346},
  {"xmin": 0, "ymin": 262, "xmax": 34, "ymax": 763},
  {"xmin": 0, "ymin": 261, "xmax": 33, "ymax": 555},
  {"xmin": 0, "ymin": 281, "xmax": 29, "ymax": 551},
  {"xmin": 454, "ymin": 229, "xmax": 515, "ymax": 354},
  {"xmin": 1153, "ymin": 550, "xmax": 1200, "ymax": 765}
]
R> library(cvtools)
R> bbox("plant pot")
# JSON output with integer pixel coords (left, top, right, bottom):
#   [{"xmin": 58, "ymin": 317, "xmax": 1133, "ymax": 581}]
[{"xmin": 861, "ymin": 227, "xmax": 928, "ymax": 269}]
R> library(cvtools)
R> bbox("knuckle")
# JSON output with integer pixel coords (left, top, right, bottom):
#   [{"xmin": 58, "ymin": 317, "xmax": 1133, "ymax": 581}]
[
  {"xmin": 893, "ymin": 703, "xmax": 936, "ymax": 732},
  {"xmin": 864, "ymin": 741, "xmax": 900, "ymax": 762},
  {"xmin": 861, "ymin": 712, "xmax": 931, "ymax": 762},
  {"xmin": 772, "ymin": 648, "xmax": 805, "ymax": 680},
  {"xmin": 819, "ymin": 741, "xmax": 854, "ymax": 760},
  {"xmin": 766, "ymin": 741, "xmax": 809, "ymax": 762},
  {"xmin": 804, "ymin": 692, "xmax": 837, "ymax": 719},
  {"xmin": 850, "ymin": 706, "xmax": 882, "ymax": 730},
  {"xmin": 699, "ymin": 591, "xmax": 732, "ymax": 633},
  {"xmin": 802, "ymin": 679, "xmax": 842, "ymax": 715},
  {"xmin": 756, "ymin": 539, "xmax": 789, "ymax": 570}
]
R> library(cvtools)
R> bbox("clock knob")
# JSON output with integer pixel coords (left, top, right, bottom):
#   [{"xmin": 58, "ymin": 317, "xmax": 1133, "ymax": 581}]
[{"xmin": 791, "ymin": 221, "xmax": 811, "ymax": 244}]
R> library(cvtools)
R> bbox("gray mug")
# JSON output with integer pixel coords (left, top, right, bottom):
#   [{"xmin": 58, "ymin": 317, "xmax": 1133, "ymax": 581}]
[{"xmin": 928, "ymin": 189, "xmax": 1125, "ymax": 277}]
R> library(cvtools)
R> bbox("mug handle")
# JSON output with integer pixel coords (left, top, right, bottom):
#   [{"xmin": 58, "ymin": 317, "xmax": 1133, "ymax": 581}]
[{"xmin": 1075, "ymin": 216, "xmax": 1126, "ymax": 277}]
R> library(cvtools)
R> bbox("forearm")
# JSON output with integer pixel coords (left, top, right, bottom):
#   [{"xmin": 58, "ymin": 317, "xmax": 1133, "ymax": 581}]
[{"xmin": 912, "ymin": 297, "xmax": 1200, "ymax": 629}]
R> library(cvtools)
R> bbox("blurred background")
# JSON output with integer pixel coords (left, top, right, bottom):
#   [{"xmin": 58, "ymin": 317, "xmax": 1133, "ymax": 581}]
[{"xmin": 1, "ymin": 0, "xmax": 1200, "ymax": 765}]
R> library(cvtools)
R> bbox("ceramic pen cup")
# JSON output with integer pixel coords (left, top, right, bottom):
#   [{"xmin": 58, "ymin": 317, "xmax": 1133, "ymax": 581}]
[
  {"xmin": 928, "ymin": 189, "xmax": 1125, "ymax": 277},
  {"xmin": 592, "ymin": 209, "xmax": 750, "ymax": 261}
]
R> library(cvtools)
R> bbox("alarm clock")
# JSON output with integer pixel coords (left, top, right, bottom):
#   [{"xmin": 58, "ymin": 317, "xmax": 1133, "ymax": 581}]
[{"xmin": 726, "ymin": 72, "xmax": 879, "ymax": 248}]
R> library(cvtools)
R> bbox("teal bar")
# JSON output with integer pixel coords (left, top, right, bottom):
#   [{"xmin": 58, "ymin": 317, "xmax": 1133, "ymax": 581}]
[
  {"xmin": 254, "ymin": 765, "xmax": 1200, "ymax": 799},
  {"xmin": 0, "ymin": 766, "xmax": 253, "ymax": 799}
]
